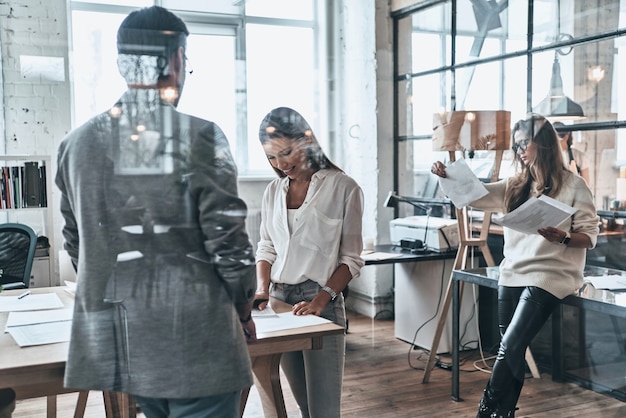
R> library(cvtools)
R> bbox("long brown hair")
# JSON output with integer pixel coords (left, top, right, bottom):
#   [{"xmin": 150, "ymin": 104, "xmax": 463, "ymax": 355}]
[
  {"xmin": 505, "ymin": 113, "xmax": 567, "ymax": 212},
  {"xmin": 258, "ymin": 107, "xmax": 341, "ymax": 178}
]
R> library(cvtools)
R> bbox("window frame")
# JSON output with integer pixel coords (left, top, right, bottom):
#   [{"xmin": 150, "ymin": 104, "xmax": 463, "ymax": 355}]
[
  {"xmin": 391, "ymin": 0, "xmax": 626, "ymax": 205},
  {"xmin": 68, "ymin": 0, "xmax": 325, "ymax": 178}
]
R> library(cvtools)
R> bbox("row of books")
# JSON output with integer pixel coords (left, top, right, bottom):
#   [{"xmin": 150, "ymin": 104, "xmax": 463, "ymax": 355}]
[{"xmin": 1, "ymin": 162, "xmax": 48, "ymax": 209}]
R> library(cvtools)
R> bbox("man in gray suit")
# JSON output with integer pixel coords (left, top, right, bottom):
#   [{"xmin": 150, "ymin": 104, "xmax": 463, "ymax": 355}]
[{"xmin": 56, "ymin": 6, "xmax": 256, "ymax": 417}]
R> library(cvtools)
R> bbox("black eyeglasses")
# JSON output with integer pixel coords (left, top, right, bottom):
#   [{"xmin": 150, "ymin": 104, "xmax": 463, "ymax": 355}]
[{"xmin": 512, "ymin": 139, "xmax": 531, "ymax": 154}]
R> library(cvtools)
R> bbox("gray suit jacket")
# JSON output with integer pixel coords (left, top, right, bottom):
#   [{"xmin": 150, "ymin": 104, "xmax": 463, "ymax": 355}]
[{"xmin": 56, "ymin": 90, "xmax": 256, "ymax": 398}]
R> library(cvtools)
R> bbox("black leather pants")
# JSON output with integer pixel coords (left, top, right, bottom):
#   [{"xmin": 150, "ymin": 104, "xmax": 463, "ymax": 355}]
[{"xmin": 482, "ymin": 285, "xmax": 559, "ymax": 414}]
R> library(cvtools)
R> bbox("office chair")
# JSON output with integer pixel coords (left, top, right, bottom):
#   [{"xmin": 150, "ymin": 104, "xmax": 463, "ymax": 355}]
[{"xmin": 0, "ymin": 223, "xmax": 37, "ymax": 289}]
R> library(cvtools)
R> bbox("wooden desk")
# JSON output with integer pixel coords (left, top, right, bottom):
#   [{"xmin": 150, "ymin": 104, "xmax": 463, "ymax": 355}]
[
  {"xmin": 242, "ymin": 299, "xmax": 344, "ymax": 418},
  {"xmin": 0, "ymin": 287, "xmax": 343, "ymax": 418},
  {"xmin": 0, "ymin": 287, "xmax": 78, "ymax": 417}
]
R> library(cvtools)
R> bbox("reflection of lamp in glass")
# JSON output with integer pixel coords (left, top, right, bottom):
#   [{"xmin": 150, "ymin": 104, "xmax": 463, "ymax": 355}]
[
  {"xmin": 533, "ymin": 52, "xmax": 585, "ymax": 121},
  {"xmin": 532, "ymin": 0, "xmax": 585, "ymax": 121}
]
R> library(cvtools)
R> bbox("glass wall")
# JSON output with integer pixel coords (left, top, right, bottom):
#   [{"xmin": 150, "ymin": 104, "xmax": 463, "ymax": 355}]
[
  {"xmin": 393, "ymin": 0, "xmax": 626, "ymax": 211},
  {"xmin": 392, "ymin": 0, "xmax": 626, "ymax": 400}
]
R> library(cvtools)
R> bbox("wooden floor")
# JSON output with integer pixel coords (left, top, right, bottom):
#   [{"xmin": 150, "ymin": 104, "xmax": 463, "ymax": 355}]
[{"xmin": 11, "ymin": 311, "xmax": 626, "ymax": 417}]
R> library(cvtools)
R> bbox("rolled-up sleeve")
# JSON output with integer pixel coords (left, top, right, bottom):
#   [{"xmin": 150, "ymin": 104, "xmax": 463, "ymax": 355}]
[{"xmin": 339, "ymin": 186, "xmax": 365, "ymax": 278}]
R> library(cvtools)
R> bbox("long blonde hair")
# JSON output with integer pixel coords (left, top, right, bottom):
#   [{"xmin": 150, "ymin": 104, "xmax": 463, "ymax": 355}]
[{"xmin": 505, "ymin": 113, "xmax": 567, "ymax": 212}]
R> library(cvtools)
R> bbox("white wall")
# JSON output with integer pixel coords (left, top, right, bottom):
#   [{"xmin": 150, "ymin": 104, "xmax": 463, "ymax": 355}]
[
  {"xmin": 332, "ymin": 0, "xmax": 396, "ymax": 318},
  {"xmin": 1, "ymin": 0, "xmax": 71, "ymax": 281}
]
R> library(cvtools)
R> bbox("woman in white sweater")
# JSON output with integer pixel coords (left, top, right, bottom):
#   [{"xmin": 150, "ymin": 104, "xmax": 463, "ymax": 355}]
[{"xmin": 431, "ymin": 113, "xmax": 598, "ymax": 418}]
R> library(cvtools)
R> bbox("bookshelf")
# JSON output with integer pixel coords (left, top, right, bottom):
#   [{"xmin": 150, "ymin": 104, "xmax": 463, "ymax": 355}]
[{"xmin": 0, "ymin": 155, "xmax": 55, "ymax": 287}]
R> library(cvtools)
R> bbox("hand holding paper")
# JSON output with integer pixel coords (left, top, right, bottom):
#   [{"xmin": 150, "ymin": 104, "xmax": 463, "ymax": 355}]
[
  {"xmin": 492, "ymin": 195, "xmax": 576, "ymax": 234},
  {"xmin": 437, "ymin": 158, "xmax": 489, "ymax": 208}
]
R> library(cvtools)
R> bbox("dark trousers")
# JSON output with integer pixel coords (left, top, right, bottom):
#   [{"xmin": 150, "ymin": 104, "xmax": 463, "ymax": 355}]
[{"xmin": 486, "ymin": 286, "xmax": 559, "ymax": 411}]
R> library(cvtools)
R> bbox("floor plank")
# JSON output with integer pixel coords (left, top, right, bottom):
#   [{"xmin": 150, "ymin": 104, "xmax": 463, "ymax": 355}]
[{"xmin": 11, "ymin": 311, "xmax": 626, "ymax": 417}]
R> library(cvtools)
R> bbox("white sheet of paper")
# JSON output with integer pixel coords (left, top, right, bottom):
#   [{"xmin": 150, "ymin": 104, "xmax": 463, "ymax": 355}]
[
  {"xmin": 437, "ymin": 158, "xmax": 489, "ymax": 208},
  {"xmin": 255, "ymin": 312, "xmax": 332, "ymax": 334},
  {"xmin": 7, "ymin": 320, "xmax": 72, "ymax": 347},
  {"xmin": 5, "ymin": 308, "xmax": 73, "ymax": 331},
  {"xmin": 0, "ymin": 293, "xmax": 64, "ymax": 312},
  {"xmin": 252, "ymin": 306, "xmax": 278, "ymax": 318},
  {"xmin": 360, "ymin": 252, "xmax": 404, "ymax": 262},
  {"xmin": 584, "ymin": 275, "xmax": 626, "ymax": 290},
  {"xmin": 492, "ymin": 195, "xmax": 576, "ymax": 234}
]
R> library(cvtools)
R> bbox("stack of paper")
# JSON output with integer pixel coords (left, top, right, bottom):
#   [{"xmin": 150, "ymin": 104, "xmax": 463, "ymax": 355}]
[
  {"xmin": 4, "ymin": 308, "xmax": 72, "ymax": 347},
  {"xmin": 254, "ymin": 312, "xmax": 332, "ymax": 334},
  {"xmin": 584, "ymin": 275, "xmax": 626, "ymax": 291}
]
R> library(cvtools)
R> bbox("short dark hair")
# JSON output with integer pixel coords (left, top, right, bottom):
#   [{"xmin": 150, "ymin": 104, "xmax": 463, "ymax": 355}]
[{"xmin": 117, "ymin": 6, "xmax": 189, "ymax": 55}]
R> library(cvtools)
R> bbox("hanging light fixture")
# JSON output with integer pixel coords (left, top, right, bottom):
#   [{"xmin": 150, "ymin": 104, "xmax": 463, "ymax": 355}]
[
  {"xmin": 532, "ymin": 52, "xmax": 585, "ymax": 121},
  {"xmin": 533, "ymin": 1, "xmax": 585, "ymax": 121}
]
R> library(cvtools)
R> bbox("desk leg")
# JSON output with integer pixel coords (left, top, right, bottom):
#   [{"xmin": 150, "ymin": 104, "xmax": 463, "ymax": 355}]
[
  {"xmin": 46, "ymin": 395, "xmax": 57, "ymax": 418},
  {"xmin": 74, "ymin": 391, "xmax": 89, "ymax": 418},
  {"xmin": 239, "ymin": 387, "xmax": 251, "ymax": 417},
  {"xmin": 452, "ymin": 278, "xmax": 462, "ymax": 402},
  {"xmin": 250, "ymin": 354, "xmax": 287, "ymax": 418},
  {"xmin": 103, "ymin": 392, "xmax": 136, "ymax": 418},
  {"xmin": 551, "ymin": 305, "xmax": 564, "ymax": 382}
]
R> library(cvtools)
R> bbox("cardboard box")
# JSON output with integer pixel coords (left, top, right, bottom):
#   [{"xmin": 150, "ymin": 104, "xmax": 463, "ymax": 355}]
[{"xmin": 389, "ymin": 216, "xmax": 459, "ymax": 252}]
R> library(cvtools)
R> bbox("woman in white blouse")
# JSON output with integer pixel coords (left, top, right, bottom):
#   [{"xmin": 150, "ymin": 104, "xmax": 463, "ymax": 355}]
[{"xmin": 254, "ymin": 107, "xmax": 364, "ymax": 418}]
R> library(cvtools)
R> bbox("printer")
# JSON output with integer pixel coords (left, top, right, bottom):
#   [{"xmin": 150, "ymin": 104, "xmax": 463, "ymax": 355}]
[{"xmin": 389, "ymin": 216, "xmax": 459, "ymax": 252}]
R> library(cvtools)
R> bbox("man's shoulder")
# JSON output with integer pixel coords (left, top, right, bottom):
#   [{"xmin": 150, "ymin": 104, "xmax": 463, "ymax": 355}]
[{"xmin": 59, "ymin": 113, "xmax": 110, "ymax": 149}]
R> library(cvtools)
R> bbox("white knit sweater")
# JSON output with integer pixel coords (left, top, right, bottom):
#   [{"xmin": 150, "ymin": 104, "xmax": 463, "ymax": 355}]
[{"xmin": 470, "ymin": 171, "xmax": 598, "ymax": 299}]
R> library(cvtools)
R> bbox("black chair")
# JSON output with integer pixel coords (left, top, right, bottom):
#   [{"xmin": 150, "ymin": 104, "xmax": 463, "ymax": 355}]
[{"xmin": 0, "ymin": 223, "xmax": 37, "ymax": 289}]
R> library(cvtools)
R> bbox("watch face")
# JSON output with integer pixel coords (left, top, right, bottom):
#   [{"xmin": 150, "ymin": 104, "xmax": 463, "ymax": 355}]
[{"xmin": 563, "ymin": 237, "xmax": 571, "ymax": 245}]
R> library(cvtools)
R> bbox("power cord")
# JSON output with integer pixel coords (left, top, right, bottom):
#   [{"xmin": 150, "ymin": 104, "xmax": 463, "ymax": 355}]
[{"xmin": 407, "ymin": 259, "xmax": 448, "ymax": 370}]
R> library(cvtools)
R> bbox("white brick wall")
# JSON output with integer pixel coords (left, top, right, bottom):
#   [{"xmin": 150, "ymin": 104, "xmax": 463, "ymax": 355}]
[
  {"xmin": 1, "ymin": 0, "xmax": 71, "ymax": 156},
  {"xmin": 1, "ymin": 0, "xmax": 72, "ymax": 281}
]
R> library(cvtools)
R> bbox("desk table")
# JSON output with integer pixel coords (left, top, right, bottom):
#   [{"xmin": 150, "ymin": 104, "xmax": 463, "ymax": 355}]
[
  {"xmin": 0, "ymin": 287, "xmax": 343, "ymax": 418},
  {"xmin": 364, "ymin": 245, "xmax": 471, "ymax": 353},
  {"xmin": 363, "ymin": 244, "xmax": 456, "ymax": 266},
  {"xmin": 451, "ymin": 267, "xmax": 626, "ymax": 402}
]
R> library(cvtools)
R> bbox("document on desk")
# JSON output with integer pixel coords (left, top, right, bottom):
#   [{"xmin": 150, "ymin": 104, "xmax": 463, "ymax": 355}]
[
  {"xmin": 361, "ymin": 251, "xmax": 404, "ymax": 262},
  {"xmin": 437, "ymin": 158, "xmax": 489, "ymax": 208},
  {"xmin": 0, "ymin": 293, "xmax": 64, "ymax": 312},
  {"xmin": 255, "ymin": 312, "xmax": 332, "ymax": 334},
  {"xmin": 583, "ymin": 275, "xmax": 626, "ymax": 290},
  {"xmin": 5, "ymin": 309, "xmax": 73, "ymax": 347},
  {"xmin": 492, "ymin": 195, "xmax": 576, "ymax": 235},
  {"xmin": 252, "ymin": 306, "xmax": 279, "ymax": 318}
]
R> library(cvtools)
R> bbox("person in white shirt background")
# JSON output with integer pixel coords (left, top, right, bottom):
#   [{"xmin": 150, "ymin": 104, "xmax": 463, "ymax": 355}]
[
  {"xmin": 553, "ymin": 121, "xmax": 591, "ymax": 185},
  {"xmin": 254, "ymin": 107, "xmax": 364, "ymax": 418},
  {"xmin": 431, "ymin": 113, "xmax": 598, "ymax": 418}
]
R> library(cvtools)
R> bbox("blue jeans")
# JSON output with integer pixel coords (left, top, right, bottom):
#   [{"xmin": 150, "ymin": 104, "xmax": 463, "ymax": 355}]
[
  {"xmin": 271, "ymin": 280, "xmax": 346, "ymax": 418},
  {"xmin": 133, "ymin": 391, "xmax": 240, "ymax": 418}
]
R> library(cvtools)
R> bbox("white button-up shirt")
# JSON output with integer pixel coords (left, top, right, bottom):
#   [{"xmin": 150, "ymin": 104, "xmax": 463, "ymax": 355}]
[{"xmin": 256, "ymin": 169, "xmax": 364, "ymax": 285}]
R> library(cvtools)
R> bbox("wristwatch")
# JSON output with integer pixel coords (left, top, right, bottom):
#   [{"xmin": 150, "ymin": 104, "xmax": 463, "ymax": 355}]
[
  {"xmin": 322, "ymin": 286, "xmax": 338, "ymax": 301},
  {"xmin": 560, "ymin": 231, "xmax": 571, "ymax": 246}
]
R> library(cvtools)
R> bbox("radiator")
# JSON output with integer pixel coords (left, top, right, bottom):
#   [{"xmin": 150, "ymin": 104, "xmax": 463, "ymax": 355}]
[{"xmin": 246, "ymin": 208, "xmax": 262, "ymax": 253}]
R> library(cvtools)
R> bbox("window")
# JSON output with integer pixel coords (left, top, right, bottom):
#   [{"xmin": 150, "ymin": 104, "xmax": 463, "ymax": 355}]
[
  {"xmin": 69, "ymin": 0, "xmax": 321, "ymax": 177},
  {"xmin": 392, "ymin": 0, "xmax": 626, "ymax": 209}
]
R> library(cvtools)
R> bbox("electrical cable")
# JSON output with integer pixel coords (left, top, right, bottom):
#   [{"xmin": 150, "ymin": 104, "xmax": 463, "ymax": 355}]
[{"xmin": 406, "ymin": 258, "xmax": 448, "ymax": 370}]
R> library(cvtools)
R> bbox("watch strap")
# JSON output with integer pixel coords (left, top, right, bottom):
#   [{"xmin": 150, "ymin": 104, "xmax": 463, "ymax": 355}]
[{"xmin": 322, "ymin": 286, "xmax": 338, "ymax": 301}]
